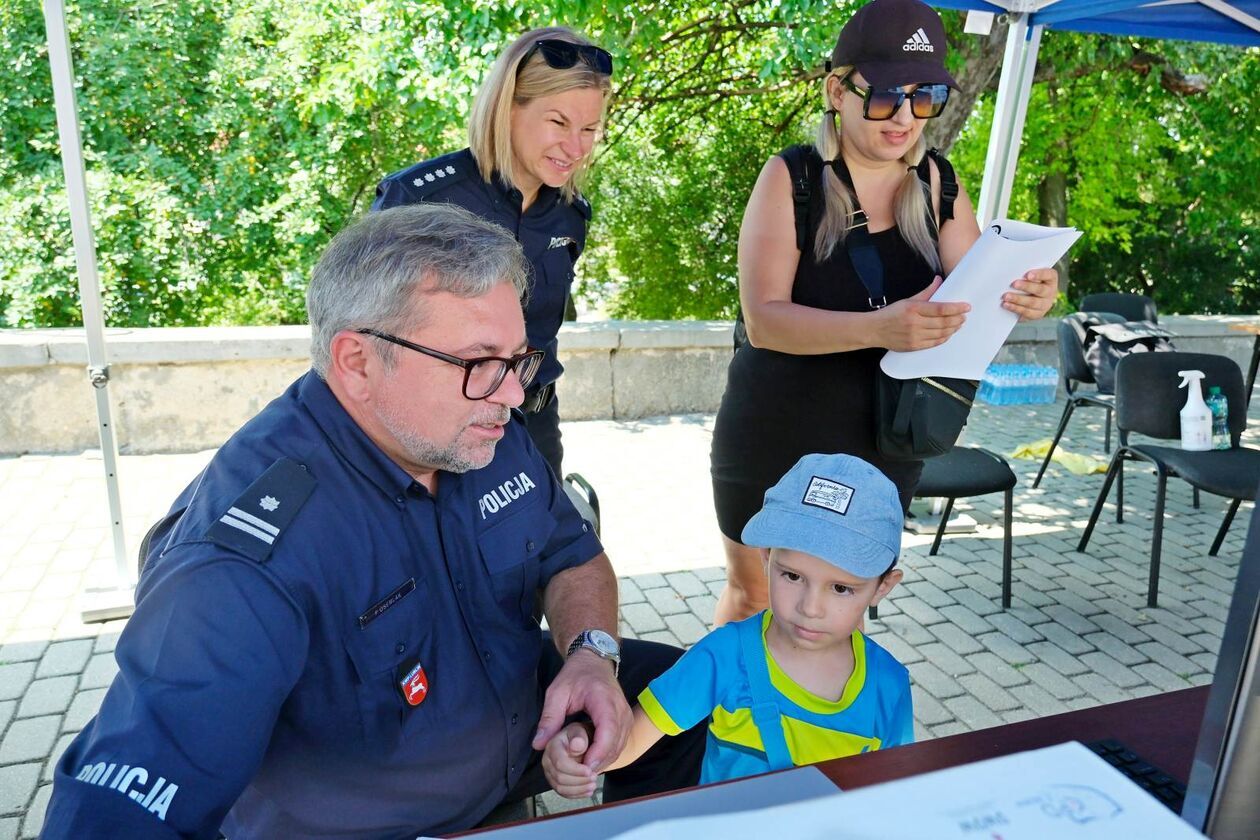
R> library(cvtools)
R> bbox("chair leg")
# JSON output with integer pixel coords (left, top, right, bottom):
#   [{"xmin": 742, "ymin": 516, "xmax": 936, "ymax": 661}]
[
  {"xmin": 1115, "ymin": 455, "xmax": 1125, "ymax": 524},
  {"xmin": 930, "ymin": 498, "xmax": 955, "ymax": 556},
  {"xmin": 1209, "ymin": 499, "xmax": 1243, "ymax": 556},
  {"xmin": 1033, "ymin": 401, "xmax": 1075, "ymax": 489},
  {"xmin": 1079, "ymin": 450, "xmax": 1123, "ymax": 553},
  {"xmin": 1103, "ymin": 406, "xmax": 1113, "ymax": 454},
  {"xmin": 1193, "ymin": 487, "xmax": 1200, "ymax": 509},
  {"xmin": 1147, "ymin": 471, "xmax": 1168, "ymax": 608},
  {"xmin": 1002, "ymin": 487, "xmax": 1013, "ymax": 610}
]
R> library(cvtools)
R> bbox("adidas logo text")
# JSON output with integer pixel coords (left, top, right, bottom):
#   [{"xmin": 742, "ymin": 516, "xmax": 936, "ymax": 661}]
[{"xmin": 903, "ymin": 27, "xmax": 935, "ymax": 52}]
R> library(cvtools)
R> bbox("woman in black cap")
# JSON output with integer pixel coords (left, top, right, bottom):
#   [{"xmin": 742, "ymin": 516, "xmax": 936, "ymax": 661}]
[
  {"xmin": 372, "ymin": 28, "xmax": 613, "ymax": 477},
  {"xmin": 710, "ymin": 0, "xmax": 1058, "ymax": 624}
]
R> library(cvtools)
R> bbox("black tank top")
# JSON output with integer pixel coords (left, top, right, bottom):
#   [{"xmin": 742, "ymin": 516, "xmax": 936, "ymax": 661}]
[{"xmin": 711, "ymin": 146, "xmax": 938, "ymax": 504}]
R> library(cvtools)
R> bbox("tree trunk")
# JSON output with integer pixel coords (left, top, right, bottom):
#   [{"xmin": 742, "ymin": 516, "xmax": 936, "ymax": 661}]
[
  {"xmin": 925, "ymin": 19, "xmax": 1010, "ymax": 153},
  {"xmin": 1037, "ymin": 171, "xmax": 1071, "ymax": 294}
]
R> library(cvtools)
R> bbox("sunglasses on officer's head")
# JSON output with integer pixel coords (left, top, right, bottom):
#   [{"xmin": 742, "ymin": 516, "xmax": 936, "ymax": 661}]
[
  {"xmin": 842, "ymin": 76, "xmax": 950, "ymax": 121},
  {"xmin": 523, "ymin": 39, "xmax": 614, "ymax": 76}
]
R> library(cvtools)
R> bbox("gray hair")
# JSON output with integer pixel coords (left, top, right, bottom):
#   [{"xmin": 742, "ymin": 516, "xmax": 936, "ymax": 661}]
[{"xmin": 307, "ymin": 204, "xmax": 531, "ymax": 376}]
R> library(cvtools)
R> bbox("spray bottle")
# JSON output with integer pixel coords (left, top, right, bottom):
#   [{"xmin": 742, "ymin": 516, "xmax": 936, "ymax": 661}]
[{"xmin": 1178, "ymin": 370, "xmax": 1212, "ymax": 451}]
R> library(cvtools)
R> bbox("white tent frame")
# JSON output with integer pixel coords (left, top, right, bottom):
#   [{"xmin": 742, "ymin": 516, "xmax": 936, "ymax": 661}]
[{"xmin": 44, "ymin": 0, "xmax": 134, "ymax": 621}]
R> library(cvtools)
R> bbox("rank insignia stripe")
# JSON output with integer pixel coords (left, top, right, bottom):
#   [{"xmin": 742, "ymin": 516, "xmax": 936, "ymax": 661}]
[{"xmin": 205, "ymin": 458, "xmax": 316, "ymax": 562}]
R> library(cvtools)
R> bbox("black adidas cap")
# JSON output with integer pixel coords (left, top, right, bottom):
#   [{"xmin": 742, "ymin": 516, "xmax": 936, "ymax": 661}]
[{"xmin": 830, "ymin": 0, "xmax": 960, "ymax": 90}]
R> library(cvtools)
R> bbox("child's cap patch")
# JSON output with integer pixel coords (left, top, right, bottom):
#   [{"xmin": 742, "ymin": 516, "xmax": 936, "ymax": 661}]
[{"xmin": 802, "ymin": 477, "xmax": 854, "ymax": 515}]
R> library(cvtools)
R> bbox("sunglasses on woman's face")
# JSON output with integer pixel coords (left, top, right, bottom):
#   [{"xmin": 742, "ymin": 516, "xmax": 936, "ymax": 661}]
[
  {"xmin": 524, "ymin": 39, "xmax": 614, "ymax": 76},
  {"xmin": 842, "ymin": 77, "xmax": 950, "ymax": 121}
]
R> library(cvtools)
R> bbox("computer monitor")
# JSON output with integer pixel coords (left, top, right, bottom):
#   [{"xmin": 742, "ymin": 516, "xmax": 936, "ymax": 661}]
[{"xmin": 1182, "ymin": 488, "xmax": 1260, "ymax": 840}]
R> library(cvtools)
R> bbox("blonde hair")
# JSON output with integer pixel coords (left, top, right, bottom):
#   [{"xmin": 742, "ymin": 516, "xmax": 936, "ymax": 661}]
[
  {"xmin": 811, "ymin": 68, "xmax": 940, "ymax": 272},
  {"xmin": 467, "ymin": 27, "xmax": 612, "ymax": 203}
]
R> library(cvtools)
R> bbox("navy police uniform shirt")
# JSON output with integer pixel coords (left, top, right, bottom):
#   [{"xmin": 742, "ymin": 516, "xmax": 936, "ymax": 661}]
[
  {"xmin": 42, "ymin": 372, "xmax": 603, "ymax": 839},
  {"xmin": 372, "ymin": 148, "xmax": 590, "ymax": 389}
]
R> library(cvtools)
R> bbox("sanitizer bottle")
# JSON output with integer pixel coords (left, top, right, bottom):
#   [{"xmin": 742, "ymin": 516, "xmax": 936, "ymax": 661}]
[{"xmin": 1178, "ymin": 370, "xmax": 1212, "ymax": 451}]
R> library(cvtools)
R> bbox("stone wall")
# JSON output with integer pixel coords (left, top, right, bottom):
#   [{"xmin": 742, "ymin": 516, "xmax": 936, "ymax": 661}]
[{"xmin": 1, "ymin": 316, "xmax": 1254, "ymax": 454}]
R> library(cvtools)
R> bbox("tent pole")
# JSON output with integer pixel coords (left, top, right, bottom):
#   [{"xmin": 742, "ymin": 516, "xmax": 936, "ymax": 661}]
[
  {"xmin": 43, "ymin": 0, "xmax": 135, "ymax": 621},
  {"xmin": 993, "ymin": 23, "xmax": 1043, "ymax": 222},
  {"xmin": 977, "ymin": 14, "xmax": 1043, "ymax": 225}
]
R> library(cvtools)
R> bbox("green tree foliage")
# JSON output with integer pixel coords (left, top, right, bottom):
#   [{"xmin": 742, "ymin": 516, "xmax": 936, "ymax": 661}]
[
  {"xmin": 949, "ymin": 37, "xmax": 1259, "ymax": 313},
  {"xmin": 0, "ymin": 2, "xmax": 1255, "ymax": 326}
]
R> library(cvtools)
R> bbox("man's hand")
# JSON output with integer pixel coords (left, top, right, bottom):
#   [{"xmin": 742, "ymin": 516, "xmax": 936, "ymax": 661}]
[
  {"xmin": 1002, "ymin": 267, "xmax": 1058, "ymax": 321},
  {"xmin": 877, "ymin": 276, "xmax": 970, "ymax": 352},
  {"xmin": 532, "ymin": 649, "xmax": 631, "ymax": 774},
  {"xmin": 541, "ymin": 722, "xmax": 598, "ymax": 799}
]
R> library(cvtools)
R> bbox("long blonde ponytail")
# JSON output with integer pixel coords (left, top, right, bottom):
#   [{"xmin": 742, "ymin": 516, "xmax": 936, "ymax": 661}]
[{"xmin": 811, "ymin": 70, "xmax": 941, "ymax": 273}]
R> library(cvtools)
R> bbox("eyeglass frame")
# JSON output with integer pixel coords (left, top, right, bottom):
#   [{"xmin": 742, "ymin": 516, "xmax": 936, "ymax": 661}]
[
  {"xmin": 521, "ymin": 39, "xmax": 614, "ymax": 77},
  {"xmin": 356, "ymin": 328, "xmax": 545, "ymax": 401},
  {"xmin": 840, "ymin": 76, "xmax": 950, "ymax": 121}
]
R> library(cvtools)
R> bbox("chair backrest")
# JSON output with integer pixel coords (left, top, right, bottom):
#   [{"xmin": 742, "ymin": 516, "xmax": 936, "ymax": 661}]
[
  {"xmin": 1059, "ymin": 312, "xmax": 1126, "ymax": 391},
  {"xmin": 1080, "ymin": 292, "xmax": 1158, "ymax": 323},
  {"xmin": 1057, "ymin": 318, "xmax": 1095, "ymax": 389},
  {"xmin": 1114, "ymin": 352, "xmax": 1246, "ymax": 445}
]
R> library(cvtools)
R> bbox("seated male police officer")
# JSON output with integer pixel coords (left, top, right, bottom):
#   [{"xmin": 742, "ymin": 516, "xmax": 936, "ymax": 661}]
[{"xmin": 42, "ymin": 204, "xmax": 702, "ymax": 838}]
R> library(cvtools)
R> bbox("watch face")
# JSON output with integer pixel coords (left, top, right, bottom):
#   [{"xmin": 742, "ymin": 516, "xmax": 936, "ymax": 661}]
[{"xmin": 589, "ymin": 630, "xmax": 619, "ymax": 656}]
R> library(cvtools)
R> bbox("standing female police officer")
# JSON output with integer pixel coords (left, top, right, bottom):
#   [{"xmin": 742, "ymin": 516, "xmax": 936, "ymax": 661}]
[
  {"xmin": 373, "ymin": 27, "xmax": 612, "ymax": 477},
  {"xmin": 710, "ymin": 0, "xmax": 1059, "ymax": 625}
]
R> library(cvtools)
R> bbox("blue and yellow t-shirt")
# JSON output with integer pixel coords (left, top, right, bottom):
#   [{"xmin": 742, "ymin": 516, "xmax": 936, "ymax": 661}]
[{"xmin": 639, "ymin": 611, "xmax": 913, "ymax": 784}]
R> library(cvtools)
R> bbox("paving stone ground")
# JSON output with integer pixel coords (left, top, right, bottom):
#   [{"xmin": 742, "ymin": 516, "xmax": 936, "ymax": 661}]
[{"xmin": 1, "ymin": 397, "xmax": 1256, "ymax": 832}]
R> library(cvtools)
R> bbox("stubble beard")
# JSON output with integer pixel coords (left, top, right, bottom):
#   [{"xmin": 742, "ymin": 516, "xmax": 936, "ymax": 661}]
[{"xmin": 378, "ymin": 403, "xmax": 511, "ymax": 475}]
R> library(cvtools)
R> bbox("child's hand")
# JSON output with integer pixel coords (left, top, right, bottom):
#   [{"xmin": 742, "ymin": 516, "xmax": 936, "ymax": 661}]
[{"xmin": 541, "ymin": 722, "xmax": 598, "ymax": 799}]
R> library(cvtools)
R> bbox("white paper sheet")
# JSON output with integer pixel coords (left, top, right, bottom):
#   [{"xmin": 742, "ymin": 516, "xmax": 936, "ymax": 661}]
[
  {"xmin": 420, "ymin": 766, "xmax": 839, "ymax": 840},
  {"xmin": 880, "ymin": 219, "xmax": 1082, "ymax": 381},
  {"xmin": 607, "ymin": 742, "xmax": 1204, "ymax": 840}
]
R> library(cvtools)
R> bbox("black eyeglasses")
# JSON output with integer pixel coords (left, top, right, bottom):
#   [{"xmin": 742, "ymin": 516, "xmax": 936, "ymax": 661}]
[
  {"xmin": 523, "ymin": 39, "xmax": 614, "ymax": 77},
  {"xmin": 357, "ymin": 329, "xmax": 545, "ymax": 400},
  {"xmin": 842, "ymin": 77, "xmax": 950, "ymax": 121}
]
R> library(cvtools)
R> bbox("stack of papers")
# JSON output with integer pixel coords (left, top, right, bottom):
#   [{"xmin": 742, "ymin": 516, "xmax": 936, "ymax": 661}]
[{"xmin": 881, "ymin": 220, "xmax": 1082, "ymax": 381}]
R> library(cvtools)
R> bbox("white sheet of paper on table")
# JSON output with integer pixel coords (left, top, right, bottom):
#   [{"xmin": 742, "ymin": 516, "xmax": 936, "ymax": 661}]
[
  {"xmin": 880, "ymin": 219, "xmax": 1082, "ymax": 381},
  {"xmin": 606, "ymin": 741, "xmax": 1204, "ymax": 840}
]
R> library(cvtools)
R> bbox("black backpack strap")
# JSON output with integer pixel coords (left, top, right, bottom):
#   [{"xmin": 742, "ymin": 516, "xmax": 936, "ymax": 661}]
[
  {"xmin": 779, "ymin": 144, "xmax": 818, "ymax": 253},
  {"xmin": 914, "ymin": 148, "xmax": 958, "ymax": 233}
]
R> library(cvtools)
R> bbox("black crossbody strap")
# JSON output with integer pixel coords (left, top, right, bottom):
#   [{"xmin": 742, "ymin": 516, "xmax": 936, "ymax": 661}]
[{"xmin": 827, "ymin": 155, "xmax": 886, "ymax": 310}]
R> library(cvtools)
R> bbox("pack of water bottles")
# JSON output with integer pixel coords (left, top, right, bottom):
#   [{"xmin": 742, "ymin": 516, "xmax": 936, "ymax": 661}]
[{"xmin": 978, "ymin": 364, "xmax": 1059, "ymax": 405}]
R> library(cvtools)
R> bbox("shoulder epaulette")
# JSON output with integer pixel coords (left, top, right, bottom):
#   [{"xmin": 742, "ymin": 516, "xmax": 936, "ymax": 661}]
[
  {"xmin": 404, "ymin": 159, "xmax": 473, "ymax": 197},
  {"xmin": 574, "ymin": 193, "xmax": 592, "ymax": 221},
  {"xmin": 205, "ymin": 458, "xmax": 316, "ymax": 563}
]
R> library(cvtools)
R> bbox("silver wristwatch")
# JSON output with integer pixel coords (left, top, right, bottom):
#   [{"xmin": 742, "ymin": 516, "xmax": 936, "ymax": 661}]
[{"xmin": 566, "ymin": 629, "xmax": 621, "ymax": 677}]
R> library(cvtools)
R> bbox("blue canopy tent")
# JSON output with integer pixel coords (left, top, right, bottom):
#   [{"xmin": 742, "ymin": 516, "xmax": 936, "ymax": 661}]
[{"xmin": 930, "ymin": 0, "xmax": 1260, "ymax": 223}]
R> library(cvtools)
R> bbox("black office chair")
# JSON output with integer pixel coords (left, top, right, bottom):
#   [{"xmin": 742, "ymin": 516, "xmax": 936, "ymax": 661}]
[
  {"xmin": 914, "ymin": 446, "xmax": 1018, "ymax": 609},
  {"xmin": 1077, "ymin": 352, "xmax": 1260, "ymax": 607},
  {"xmin": 1080, "ymin": 292, "xmax": 1158, "ymax": 323},
  {"xmin": 1033, "ymin": 317, "xmax": 1123, "ymax": 488}
]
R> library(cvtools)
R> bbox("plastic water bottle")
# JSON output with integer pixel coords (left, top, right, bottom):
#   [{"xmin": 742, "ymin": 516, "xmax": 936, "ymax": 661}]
[{"xmin": 1207, "ymin": 386, "xmax": 1230, "ymax": 450}]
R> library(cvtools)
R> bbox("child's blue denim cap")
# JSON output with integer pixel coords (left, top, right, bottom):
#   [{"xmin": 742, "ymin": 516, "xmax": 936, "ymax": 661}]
[{"xmin": 741, "ymin": 453, "xmax": 903, "ymax": 578}]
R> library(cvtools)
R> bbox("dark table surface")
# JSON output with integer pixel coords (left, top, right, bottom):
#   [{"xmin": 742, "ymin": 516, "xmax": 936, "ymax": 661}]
[
  {"xmin": 817, "ymin": 685, "xmax": 1209, "ymax": 790},
  {"xmin": 459, "ymin": 686, "xmax": 1210, "ymax": 836}
]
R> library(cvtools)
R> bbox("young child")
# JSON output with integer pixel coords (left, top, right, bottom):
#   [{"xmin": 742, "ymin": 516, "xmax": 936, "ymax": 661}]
[{"xmin": 543, "ymin": 453, "xmax": 913, "ymax": 796}]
